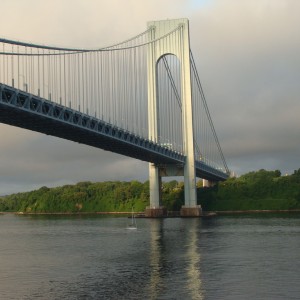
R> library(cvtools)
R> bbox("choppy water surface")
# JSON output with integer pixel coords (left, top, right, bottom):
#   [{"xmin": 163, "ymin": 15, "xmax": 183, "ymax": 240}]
[{"xmin": 0, "ymin": 213, "xmax": 299, "ymax": 299}]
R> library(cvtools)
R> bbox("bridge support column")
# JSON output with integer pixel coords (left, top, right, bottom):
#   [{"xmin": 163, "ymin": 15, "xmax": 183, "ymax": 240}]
[
  {"xmin": 179, "ymin": 19, "xmax": 202, "ymax": 217},
  {"xmin": 180, "ymin": 155, "xmax": 202, "ymax": 217},
  {"xmin": 145, "ymin": 164, "xmax": 167, "ymax": 217}
]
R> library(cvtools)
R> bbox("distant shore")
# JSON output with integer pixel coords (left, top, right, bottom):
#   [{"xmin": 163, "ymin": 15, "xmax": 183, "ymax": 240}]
[
  {"xmin": 16, "ymin": 211, "xmax": 135, "ymax": 215},
  {"xmin": 1, "ymin": 209, "xmax": 300, "ymax": 216},
  {"xmin": 214, "ymin": 209, "xmax": 300, "ymax": 215}
]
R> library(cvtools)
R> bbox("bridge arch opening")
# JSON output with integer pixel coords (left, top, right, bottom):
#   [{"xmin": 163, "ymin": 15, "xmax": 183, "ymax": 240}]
[{"xmin": 156, "ymin": 54, "xmax": 183, "ymax": 154}]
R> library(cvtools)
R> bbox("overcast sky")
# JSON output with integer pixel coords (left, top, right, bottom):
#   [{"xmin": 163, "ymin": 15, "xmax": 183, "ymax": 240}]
[{"xmin": 0, "ymin": 0, "xmax": 299, "ymax": 195}]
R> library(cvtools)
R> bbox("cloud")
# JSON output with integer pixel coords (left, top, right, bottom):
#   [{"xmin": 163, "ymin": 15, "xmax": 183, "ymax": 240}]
[
  {"xmin": 0, "ymin": 126, "xmax": 148, "ymax": 194},
  {"xmin": 189, "ymin": 0, "xmax": 300, "ymax": 174}
]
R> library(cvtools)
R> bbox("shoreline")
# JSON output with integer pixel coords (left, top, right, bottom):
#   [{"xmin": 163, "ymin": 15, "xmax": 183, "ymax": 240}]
[
  {"xmin": 214, "ymin": 209, "xmax": 300, "ymax": 215},
  {"xmin": 1, "ymin": 209, "xmax": 300, "ymax": 216},
  {"xmin": 1, "ymin": 211, "xmax": 137, "ymax": 215}
]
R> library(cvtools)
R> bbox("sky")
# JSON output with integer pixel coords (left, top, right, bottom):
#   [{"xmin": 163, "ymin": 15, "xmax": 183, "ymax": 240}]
[{"xmin": 0, "ymin": 0, "xmax": 299, "ymax": 195}]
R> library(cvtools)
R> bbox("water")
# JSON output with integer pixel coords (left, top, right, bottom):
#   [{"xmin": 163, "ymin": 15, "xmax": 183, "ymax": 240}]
[{"xmin": 0, "ymin": 213, "xmax": 299, "ymax": 299}]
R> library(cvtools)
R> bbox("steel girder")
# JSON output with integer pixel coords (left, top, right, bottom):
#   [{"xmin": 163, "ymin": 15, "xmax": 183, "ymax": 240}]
[{"xmin": 0, "ymin": 83, "xmax": 229, "ymax": 181}]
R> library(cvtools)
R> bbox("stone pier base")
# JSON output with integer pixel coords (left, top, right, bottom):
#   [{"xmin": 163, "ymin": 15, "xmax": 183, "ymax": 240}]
[
  {"xmin": 145, "ymin": 206, "xmax": 167, "ymax": 218},
  {"xmin": 180, "ymin": 205, "xmax": 203, "ymax": 217}
]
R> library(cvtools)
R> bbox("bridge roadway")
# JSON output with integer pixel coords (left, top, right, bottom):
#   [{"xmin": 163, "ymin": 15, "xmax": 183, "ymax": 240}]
[{"xmin": 0, "ymin": 83, "xmax": 228, "ymax": 181}]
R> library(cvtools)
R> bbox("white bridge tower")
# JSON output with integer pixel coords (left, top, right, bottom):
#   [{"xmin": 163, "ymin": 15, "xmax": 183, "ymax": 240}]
[{"xmin": 145, "ymin": 19, "xmax": 202, "ymax": 217}]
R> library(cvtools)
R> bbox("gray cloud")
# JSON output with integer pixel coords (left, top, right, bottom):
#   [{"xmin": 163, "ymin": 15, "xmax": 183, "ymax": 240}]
[
  {"xmin": 189, "ymin": 0, "xmax": 300, "ymax": 175},
  {"xmin": 0, "ymin": 0, "xmax": 299, "ymax": 194},
  {"xmin": 0, "ymin": 126, "xmax": 148, "ymax": 194}
]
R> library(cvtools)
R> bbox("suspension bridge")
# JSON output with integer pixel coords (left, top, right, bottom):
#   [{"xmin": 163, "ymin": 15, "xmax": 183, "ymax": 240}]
[{"xmin": 0, "ymin": 19, "xmax": 229, "ymax": 217}]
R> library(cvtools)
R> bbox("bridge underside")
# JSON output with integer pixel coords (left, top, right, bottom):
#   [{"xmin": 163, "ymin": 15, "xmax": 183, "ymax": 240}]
[
  {"xmin": 0, "ymin": 84, "xmax": 228, "ymax": 182},
  {"xmin": 0, "ymin": 84, "xmax": 185, "ymax": 166},
  {"xmin": 195, "ymin": 161, "xmax": 228, "ymax": 181}
]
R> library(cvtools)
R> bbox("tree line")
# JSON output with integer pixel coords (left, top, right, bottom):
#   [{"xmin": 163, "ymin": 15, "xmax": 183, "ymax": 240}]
[
  {"xmin": 0, "ymin": 180, "xmax": 184, "ymax": 213},
  {"xmin": 199, "ymin": 169, "xmax": 300, "ymax": 211},
  {"xmin": 1, "ymin": 169, "xmax": 300, "ymax": 213}
]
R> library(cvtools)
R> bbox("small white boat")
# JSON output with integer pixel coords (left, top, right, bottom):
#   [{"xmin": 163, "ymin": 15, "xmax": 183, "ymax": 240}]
[{"xmin": 127, "ymin": 207, "xmax": 137, "ymax": 230}]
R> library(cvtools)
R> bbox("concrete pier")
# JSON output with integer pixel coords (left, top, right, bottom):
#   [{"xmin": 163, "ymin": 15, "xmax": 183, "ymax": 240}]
[
  {"xmin": 145, "ymin": 206, "xmax": 167, "ymax": 218},
  {"xmin": 180, "ymin": 205, "xmax": 202, "ymax": 217}
]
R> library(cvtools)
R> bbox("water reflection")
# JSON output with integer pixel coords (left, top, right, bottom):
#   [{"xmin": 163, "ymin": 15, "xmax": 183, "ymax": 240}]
[
  {"xmin": 147, "ymin": 218, "xmax": 204, "ymax": 299},
  {"xmin": 185, "ymin": 219, "xmax": 204, "ymax": 300},
  {"xmin": 148, "ymin": 219, "xmax": 164, "ymax": 299}
]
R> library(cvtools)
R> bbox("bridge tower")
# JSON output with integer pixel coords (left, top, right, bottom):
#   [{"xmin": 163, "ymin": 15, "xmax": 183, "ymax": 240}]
[{"xmin": 145, "ymin": 19, "xmax": 202, "ymax": 217}]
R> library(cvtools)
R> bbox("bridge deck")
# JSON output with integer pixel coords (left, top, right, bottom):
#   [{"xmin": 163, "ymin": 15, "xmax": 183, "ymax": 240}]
[{"xmin": 0, "ymin": 84, "xmax": 228, "ymax": 181}]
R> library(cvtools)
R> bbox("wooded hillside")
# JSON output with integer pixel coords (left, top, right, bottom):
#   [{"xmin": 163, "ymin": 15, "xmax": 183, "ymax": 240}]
[{"xmin": 1, "ymin": 169, "xmax": 300, "ymax": 212}]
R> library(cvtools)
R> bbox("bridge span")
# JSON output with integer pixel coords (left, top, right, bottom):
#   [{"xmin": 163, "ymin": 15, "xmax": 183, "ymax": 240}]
[{"xmin": 0, "ymin": 18, "xmax": 229, "ymax": 216}]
